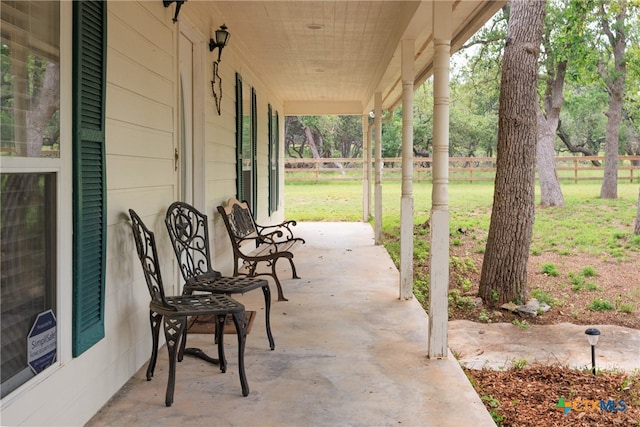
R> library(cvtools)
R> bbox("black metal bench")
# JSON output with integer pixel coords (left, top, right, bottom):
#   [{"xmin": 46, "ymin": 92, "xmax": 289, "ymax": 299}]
[{"xmin": 217, "ymin": 198, "xmax": 305, "ymax": 301}]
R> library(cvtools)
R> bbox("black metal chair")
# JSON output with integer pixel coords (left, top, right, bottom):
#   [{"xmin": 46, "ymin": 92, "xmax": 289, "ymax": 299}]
[
  {"xmin": 165, "ymin": 201, "xmax": 275, "ymax": 350},
  {"xmin": 129, "ymin": 209, "xmax": 249, "ymax": 406}
]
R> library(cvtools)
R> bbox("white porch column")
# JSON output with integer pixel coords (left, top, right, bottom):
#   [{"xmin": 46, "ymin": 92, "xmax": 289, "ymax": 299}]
[
  {"xmin": 374, "ymin": 92, "xmax": 383, "ymax": 245},
  {"xmin": 428, "ymin": 1, "xmax": 452, "ymax": 359},
  {"xmin": 362, "ymin": 113, "xmax": 371, "ymax": 222},
  {"xmin": 400, "ymin": 39, "xmax": 415, "ymax": 300}
]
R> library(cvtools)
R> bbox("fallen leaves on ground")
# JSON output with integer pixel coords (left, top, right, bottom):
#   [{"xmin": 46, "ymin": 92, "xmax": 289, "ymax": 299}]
[
  {"xmin": 412, "ymin": 216, "xmax": 640, "ymax": 425},
  {"xmin": 464, "ymin": 365, "xmax": 640, "ymax": 426}
]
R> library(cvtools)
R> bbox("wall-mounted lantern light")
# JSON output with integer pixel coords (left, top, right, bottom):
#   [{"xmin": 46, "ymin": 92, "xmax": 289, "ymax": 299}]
[
  {"xmin": 211, "ymin": 61, "xmax": 222, "ymax": 115},
  {"xmin": 163, "ymin": 0, "xmax": 185, "ymax": 23},
  {"xmin": 209, "ymin": 24, "xmax": 230, "ymax": 63},
  {"xmin": 209, "ymin": 25, "xmax": 229, "ymax": 115}
]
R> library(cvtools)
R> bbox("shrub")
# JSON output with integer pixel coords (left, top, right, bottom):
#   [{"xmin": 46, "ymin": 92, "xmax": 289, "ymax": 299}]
[
  {"xmin": 618, "ymin": 303, "xmax": 634, "ymax": 314},
  {"xmin": 569, "ymin": 272, "xmax": 585, "ymax": 291},
  {"xmin": 511, "ymin": 357, "xmax": 528, "ymax": 370},
  {"xmin": 585, "ymin": 282, "xmax": 600, "ymax": 291},
  {"xmin": 481, "ymin": 395, "xmax": 504, "ymax": 424},
  {"xmin": 588, "ymin": 299, "xmax": 613, "ymax": 311},
  {"xmin": 541, "ymin": 263, "xmax": 559, "ymax": 277}
]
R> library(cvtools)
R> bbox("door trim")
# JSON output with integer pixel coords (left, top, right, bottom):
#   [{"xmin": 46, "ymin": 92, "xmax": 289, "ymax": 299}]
[{"xmin": 179, "ymin": 19, "xmax": 206, "ymax": 211}]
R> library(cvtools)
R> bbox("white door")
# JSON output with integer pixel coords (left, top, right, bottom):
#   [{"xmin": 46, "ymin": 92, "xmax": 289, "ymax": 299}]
[
  {"xmin": 172, "ymin": 23, "xmax": 205, "ymax": 293},
  {"xmin": 178, "ymin": 22, "xmax": 205, "ymax": 208},
  {"xmin": 179, "ymin": 32, "xmax": 194, "ymax": 204}
]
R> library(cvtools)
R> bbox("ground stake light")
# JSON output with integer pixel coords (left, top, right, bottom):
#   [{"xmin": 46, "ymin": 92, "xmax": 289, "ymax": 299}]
[{"xmin": 585, "ymin": 328, "xmax": 600, "ymax": 375}]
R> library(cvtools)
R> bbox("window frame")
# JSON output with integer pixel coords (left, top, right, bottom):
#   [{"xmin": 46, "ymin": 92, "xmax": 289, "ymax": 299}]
[{"xmin": 0, "ymin": 0, "xmax": 73, "ymax": 400}]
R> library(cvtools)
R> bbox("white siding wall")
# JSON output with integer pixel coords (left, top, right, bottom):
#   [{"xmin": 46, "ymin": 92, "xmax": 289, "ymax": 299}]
[
  {"xmin": 201, "ymin": 9, "xmax": 287, "ymax": 274},
  {"xmin": 2, "ymin": 2, "xmax": 286, "ymax": 425}
]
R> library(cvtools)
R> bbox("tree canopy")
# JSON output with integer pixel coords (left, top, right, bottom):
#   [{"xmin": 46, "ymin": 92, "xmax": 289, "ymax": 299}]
[{"xmin": 285, "ymin": 0, "xmax": 639, "ymax": 170}]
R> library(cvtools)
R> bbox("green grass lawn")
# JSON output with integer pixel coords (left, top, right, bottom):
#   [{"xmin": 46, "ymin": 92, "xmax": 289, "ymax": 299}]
[{"xmin": 285, "ymin": 180, "xmax": 640, "ymax": 259}]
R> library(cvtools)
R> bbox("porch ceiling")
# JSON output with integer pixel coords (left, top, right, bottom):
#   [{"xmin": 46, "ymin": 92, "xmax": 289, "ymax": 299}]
[{"xmin": 210, "ymin": 1, "xmax": 505, "ymax": 115}]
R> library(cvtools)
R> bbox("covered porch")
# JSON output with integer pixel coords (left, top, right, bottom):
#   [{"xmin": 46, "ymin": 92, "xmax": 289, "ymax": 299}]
[{"xmin": 87, "ymin": 222, "xmax": 493, "ymax": 426}]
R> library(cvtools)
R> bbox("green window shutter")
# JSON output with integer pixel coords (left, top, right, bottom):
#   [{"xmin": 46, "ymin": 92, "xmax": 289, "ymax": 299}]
[
  {"xmin": 251, "ymin": 88, "xmax": 257, "ymax": 213},
  {"xmin": 275, "ymin": 111, "xmax": 280, "ymax": 210},
  {"xmin": 235, "ymin": 73, "xmax": 243, "ymax": 200},
  {"xmin": 72, "ymin": 0, "xmax": 107, "ymax": 357},
  {"xmin": 268, "ymin": 104, "xmax": 273, "ymax": 215},
  {"xmin": 268, "ymin": 106, "xmax": 280, "ymax": 214}
]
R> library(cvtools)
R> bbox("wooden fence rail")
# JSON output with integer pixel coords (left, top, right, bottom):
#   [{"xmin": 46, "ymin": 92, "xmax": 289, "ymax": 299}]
[{"xmin": 284, "ymin": 156, "xmax": 640, "ymax": 183}]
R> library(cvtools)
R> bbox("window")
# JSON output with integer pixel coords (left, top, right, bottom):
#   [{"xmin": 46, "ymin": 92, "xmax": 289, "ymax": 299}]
[
  {"xmin": 0, "ymin": 1, "xmax": 61, "ymax": 159},
  {"xmin": 235, "ymin": 74, "xmax": 257, "ymax": 212},
  {"xmin": 268, "ymin": 105, "xmax": 279, "ymax": 214},
  {"xmin": 0, "ymin": 0, "xmax": 106, "ymax": 399},
  {"xmin": 235, "ymin": 73, "xmax": 244, "ymax": 202},
  {"xmin": 1, "ymin": 174, "xmax": 57, "ymax": 398},
  {"xmin": 1, "ymin": 0, "xmax": 60, "ymax": 398},
  {"xmin": 250, "ymin": 88, "xmax": 257, "ymax": 211}
]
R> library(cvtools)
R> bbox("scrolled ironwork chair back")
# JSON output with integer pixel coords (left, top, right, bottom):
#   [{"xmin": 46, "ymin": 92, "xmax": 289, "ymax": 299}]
[
  {"xmin": 129, "ymin": 209, "xmax": 174, "ymax": 310},
  {"xmin": 165, "ymin": 202, "xmax": 214, "ymax": 282},
  {"xmin": 230, "ymin": 203, "xmax": 255, "ymax": 238}
]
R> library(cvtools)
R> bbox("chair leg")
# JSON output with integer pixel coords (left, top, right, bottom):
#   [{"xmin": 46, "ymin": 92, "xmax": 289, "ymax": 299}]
[
  {"xmin": 261, "ymin": 284, "xmax": 275, "ymax": 350},
  {"xmin": 177, "ymin": 319, "xmax": 189, "ymax": 362},
  {"xmin": 178, "ymin": 289, "xmax": 197, "ymax": 362},
  {"xmin": 216, "ymin": 314, "xmax": 227, "ymax": 373},
  {"xmin": 231, "ymin": 311, "xmax": 250, "ymax": 397},
  {"xmin": 163, "ymin": 316, "xmax": 186, "ymax": 407},
  {"xmin": 147, "ymin": 311, "xmax": 162, "ymax": 380},
  {"xmin": 271, "ymin": 263, "xmax": 288, "ymax": 302}
]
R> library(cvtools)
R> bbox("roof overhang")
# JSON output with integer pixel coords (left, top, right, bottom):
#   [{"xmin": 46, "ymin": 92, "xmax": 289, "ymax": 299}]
[{"xmin": 209, "ymin": 1, "xmax": 505, "ymax": 115}]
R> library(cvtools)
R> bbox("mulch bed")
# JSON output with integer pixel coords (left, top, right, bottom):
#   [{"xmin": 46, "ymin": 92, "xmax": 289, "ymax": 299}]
[{"xmin": 464, "ymin": 365, "xmax": 640, "ymax": 426}]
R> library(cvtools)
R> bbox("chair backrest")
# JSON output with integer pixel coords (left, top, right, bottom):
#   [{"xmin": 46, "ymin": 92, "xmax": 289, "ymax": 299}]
[
  {"xmin": 165, "ymin": 201, "xmax": 215, "ymax": 283},
  {"xmin": 128, "ymin": 209, "xmax": 173, "ymax": 310},
  {"xmin": 218, "ymin": 198, "xmax": 258, "ymax": 240}
]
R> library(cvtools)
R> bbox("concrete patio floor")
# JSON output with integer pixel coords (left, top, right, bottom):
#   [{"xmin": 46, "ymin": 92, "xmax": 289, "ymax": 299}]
[{"xmin": 87, "ymin": 222, "xmax": 494, "ymax": 427}]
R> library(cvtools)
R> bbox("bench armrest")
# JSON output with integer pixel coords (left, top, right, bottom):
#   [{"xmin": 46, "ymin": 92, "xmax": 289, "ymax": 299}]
[
  {"xmin": 235, "ymin": 234, "xmax": 266, "ymax": 248},
  {"xmin": 255, "ymin": 220, "xmax": 299, "ymax": 241},
  {"xmin": 256, "ymin": 229, "xmax": 284, "ymax": 244}
]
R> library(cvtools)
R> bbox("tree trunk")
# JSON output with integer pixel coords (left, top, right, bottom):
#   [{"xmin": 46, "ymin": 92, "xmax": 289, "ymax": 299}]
[
  {"xmin": 635, "ymin": 187, "xmax": 640, "ymax": 235},
  {"xmin": 479, "ymin": 0, "xmax": 546, "ymax": 306},
  {"xmin": 600, "ymin": 81, "xmax": 624, "ymax": 199},
  {"xmin": 537, "ymin": 60, "xmax": 566, "ymax": 207},
  {"xmin": 598, "ymin": 0, "xmax": 627, "ymax": 199},
  {"xmin": 304, "ymin": 125, "xmax": 321, "ymax": 159},
  {"xmin": 26, "ymin": 63, "xmax": 60, "ymax": 157},
  {"xmin": 537, "ymin": 107, "xmax": 564, "ymax": 206}
]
